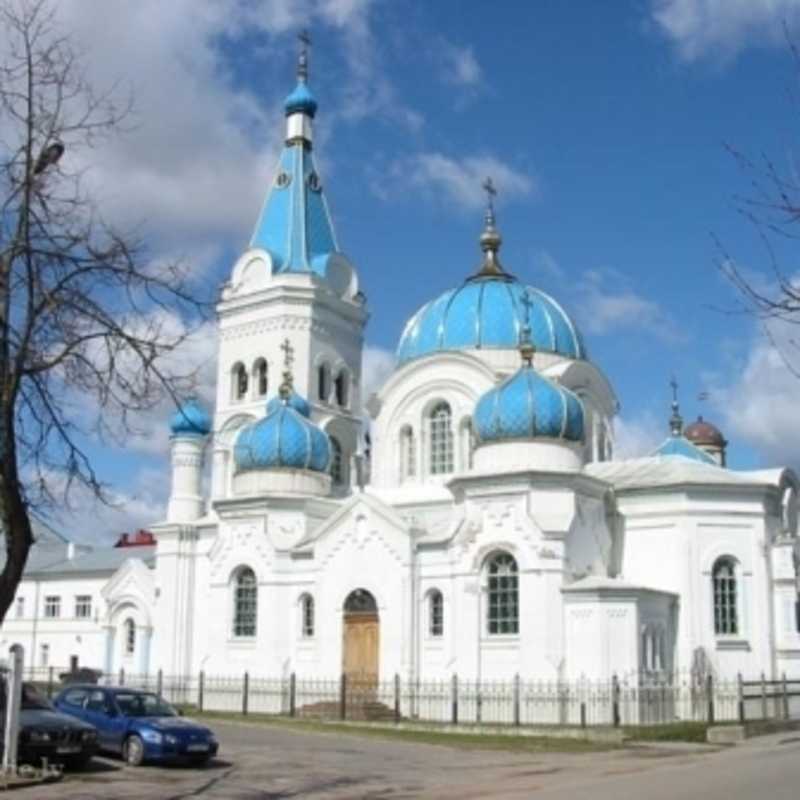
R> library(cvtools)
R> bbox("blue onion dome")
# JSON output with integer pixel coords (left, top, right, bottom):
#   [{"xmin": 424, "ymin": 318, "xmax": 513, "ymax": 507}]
[
  {"xmin": 266, "ymin": 390, "xmax": 311, "ymax": 418},
  {"xmin": 169, "ymin": 397, "xmax": 211, "ymax": 437},
  {"xmin": 396, "ymin": 200, "xmax": 585, "ymax": 364},
  {"xmin": 234, "ymin": 397, "xmax": 330, "ymax": 473},
  {"xmin": 473, "ymin": 366, "xmax": 585, "ymax": 443},
  {"xmin": 284, "ymin": 80, "xmax": 317, "ymax": 118}
]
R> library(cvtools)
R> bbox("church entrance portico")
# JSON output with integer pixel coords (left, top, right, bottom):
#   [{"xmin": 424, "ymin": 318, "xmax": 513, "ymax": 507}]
[{"xmin": 342, "ymin": 589, "xmax": 379, "ymax": 685}]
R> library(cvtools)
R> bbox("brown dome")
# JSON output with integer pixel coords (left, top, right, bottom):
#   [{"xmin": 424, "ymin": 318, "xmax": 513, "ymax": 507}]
[{"xmin": 684, "ymin": 416, "xmax": 726, "ymax": 448}]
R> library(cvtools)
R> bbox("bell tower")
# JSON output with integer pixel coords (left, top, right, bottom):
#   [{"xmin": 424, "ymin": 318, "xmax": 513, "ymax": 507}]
[{"xmin": 211, "ymin": 34, "xmax": 368, "ymax": 500}]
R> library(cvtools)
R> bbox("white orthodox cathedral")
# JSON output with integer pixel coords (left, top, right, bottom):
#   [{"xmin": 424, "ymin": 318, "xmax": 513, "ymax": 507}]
[{"xmin": 3, "ymin": 46, "xmax": 800, "ymax": 688}]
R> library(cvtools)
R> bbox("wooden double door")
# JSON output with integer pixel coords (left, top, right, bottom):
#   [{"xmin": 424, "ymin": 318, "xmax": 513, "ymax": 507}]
[{"xmin": 342, "ymin": 611, "xmax": 379, "ymax": 685}]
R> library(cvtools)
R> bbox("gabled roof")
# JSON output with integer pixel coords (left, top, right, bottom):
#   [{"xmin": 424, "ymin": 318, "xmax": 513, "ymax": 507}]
[
  {"xmin": 585, "ymin": 455, "xmax": 776, "ymax": 492},
  {"xmin": 651, "ymin": 434, "xmax": 717, "ymax": 464}
]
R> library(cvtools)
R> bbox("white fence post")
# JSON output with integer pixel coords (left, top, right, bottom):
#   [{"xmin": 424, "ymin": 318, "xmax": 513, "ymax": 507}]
[{"xmin": 2, "ymin": 644, "xmax": 25, "ymax": 774}]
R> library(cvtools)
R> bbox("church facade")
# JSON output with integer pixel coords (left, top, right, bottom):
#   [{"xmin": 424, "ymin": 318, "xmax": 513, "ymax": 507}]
[{"xmin": 4, "ymin": 47, "xmax": 800, "ymax": 689}]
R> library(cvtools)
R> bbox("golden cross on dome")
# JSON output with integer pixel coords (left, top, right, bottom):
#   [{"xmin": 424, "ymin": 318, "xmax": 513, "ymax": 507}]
[
  {"xmin": 482, "ymin": 176, "xmax": 497, "ymax": 214},
  {"xmin": 297, "ymin": 30, "xmax": 311, "ymax": 81}
]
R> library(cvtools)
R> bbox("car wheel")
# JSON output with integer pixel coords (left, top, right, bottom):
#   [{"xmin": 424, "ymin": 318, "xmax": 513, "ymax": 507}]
[{"xmin": 124, "ymin": 735, "xmax": 145, "ymax": 767}]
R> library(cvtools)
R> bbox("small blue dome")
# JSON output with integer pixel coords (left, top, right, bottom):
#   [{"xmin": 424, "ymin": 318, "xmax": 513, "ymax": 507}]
[
  {"xmin": 234, "ymin": 402, "xmax": 330, "ymax": 473},
  {"xmin": 284, "ymin": 80, "xmax": 318, "ymax": 117},
  {"xmin": 169, "ymin": 398, "xmax": 211, "ymax": 437},
  {"xmin": 396, "ymin": 275, "xmax": 585, "ymax": 364},
  {"xmin": 266, "ymin": 390, "xmax": 311, "ymax": 418},
  {"xmin": 474, "ymin": 366, "xmax": 584, "ymax": 443}
]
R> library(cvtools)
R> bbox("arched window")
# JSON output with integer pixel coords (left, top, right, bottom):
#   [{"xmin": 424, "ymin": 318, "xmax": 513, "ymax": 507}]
[
  {"xmin": 301, "ymin": 594, "xmax": 314, "ymax": 638},
  {"xmin": 318, "ymin": 363, "xmax": 331, "ymax": 402},
  {"xmin": 712, "ymin": 557, "xmax": 738, "ymax": 635},
  {"xmin": 233, "ymin": 362, "xmax": 248, "ymax": 401},
  {"xmin": 486, "ymin": 552, "xmax": 519, "ymax": 635},
  {"xmin": 334, "ymin": 371, "xmax": 349, "ymax": 407},
  {"xmin": 124, "ymin": 618, "xmax": 136, "ymax": 655},
  {"xmin": 254, "ymin": 359, "xmax": 268, "ymax": 397},
  {"xmin": 429, "ymin": 402, "xmax": 454, "ymax": 475},
  {"xmin": 330, "ymin": 437, "xmax": 344, "ymax": 485},
  {"xmin": 429, "ymin": 590, "xmax": 443, "ymax": 637},
  {"xmin": 400, "ymin": 426, "xmax": 416, "ymax": 481},
  {"xmin": 233, "ymin": 567, "xmax": 257, "ymax": 637}
]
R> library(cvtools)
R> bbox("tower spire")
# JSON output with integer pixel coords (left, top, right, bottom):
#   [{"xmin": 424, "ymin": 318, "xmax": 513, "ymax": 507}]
[
  {"xmin": 476, "ymin": 177, "xmax": 504, "ymax": 277},
  {"xmin": 669, "ymin": 376, "xmax": 683, "ymax": 437}
]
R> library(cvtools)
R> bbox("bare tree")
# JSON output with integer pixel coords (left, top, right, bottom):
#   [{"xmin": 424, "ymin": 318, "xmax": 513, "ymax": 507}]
[
  {"xmin": 0, "ymin": 0, "xmax": 208, "ymax": 624},
  {"xmin": 719, "ymin": 30, "xmax": 800, "ymax": 376}
]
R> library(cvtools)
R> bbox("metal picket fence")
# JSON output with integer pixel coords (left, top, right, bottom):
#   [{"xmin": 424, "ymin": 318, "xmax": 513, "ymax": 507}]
[{"xmin": 28, "ymin": 666, "xmax": 800, "ymax": 728}]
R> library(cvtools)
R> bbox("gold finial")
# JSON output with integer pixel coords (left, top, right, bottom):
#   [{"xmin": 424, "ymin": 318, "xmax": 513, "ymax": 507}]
[
  {"xmin": 519, "ymin": 290, "xmax": 535, "ymax": 365},
  {"xmin": 477, "ymin": 176, "xmax": 504, "ymax": 277},
  {"xmin": 279, "ymin": 338, "xmax": 295, "ymax": 401},
  {"xmin": 297, "ymin": 29, "xmax": 311, "ymax": 81}
]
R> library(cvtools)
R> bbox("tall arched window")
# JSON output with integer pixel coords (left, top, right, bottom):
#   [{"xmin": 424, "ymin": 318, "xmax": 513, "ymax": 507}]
[
  {"xmin": 429, "ymin": 402, "xmax": 454, "ymax": 475},
  {"xmin": 318, "ymin": 363, "xmax": 331, "ymax": 402},
  {"xmin": 254, "ymin": 359, "xmax": 268, "ymax": 397},
  {"xmin": 334, "ymin": 371, "xmax": 349, "ymax": 407},
  {"xmin": 486, "ymin": 552, "xmax": 519, "ymax": 635},
  {"xmin": 399, "ymin": 425, "xmax": 416, "ymax": 481},
  {"xmin": 233, "ymin": 567, "xmax": 257, "ymax": 637},
  {"xmin": 330, "ymin": 437, "xmax": 344, "ymax": 485},
  {"xmin": 124, "ymin": 618, "xmax": 136, "ymax": 655},
  {"xmin": 301, "ymin": 594, "xmax": 314, "ymax": 638},
  {"xmin": 428, "ymin": 589, "xmax": 443, "ymax": 637},
  {"xmin": 233, "ymin": 362, "xmax": 248, "ymax": 400},
  {"xmin": 712, "ymin": 557, "xmax": 738, "ymax": 635}
]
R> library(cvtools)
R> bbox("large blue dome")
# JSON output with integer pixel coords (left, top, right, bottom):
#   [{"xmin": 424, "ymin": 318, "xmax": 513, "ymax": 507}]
[
  {"xmin": 474, "ymin": 365, "xmax": 584, "ymax": 444},
  {"xmin": 234, "ymin": 402, "xmax": 330, "ymax": 473},
  {"xmin": 169, "ymin": 398, "xmax": 211, "ymax": 437},
  {"xmin": 396, "ymin": 275, "xmax": 585, "ymax": 364}
]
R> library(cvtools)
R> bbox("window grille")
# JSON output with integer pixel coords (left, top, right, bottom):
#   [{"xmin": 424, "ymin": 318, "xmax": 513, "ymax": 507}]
[
  {"xmin": 301, "ymin": 595, "xmax": 315, "ymax": 637},
  {"xmin": 330, "ymin": 437, "xmax": 344, "ymax": 485},
  {"xmin": 401, "ymin": 426, "xmax": 416, "ymax": 480},
  {"xmin": 75, "ymin": 595, "xmax": 92, "ymax": 618},
  {"xmin": 429, "ymin": 590, "xmax": 444, "ymax": 637},
  {"xmin": 233, "ymin": 363, "xmax": 248, "ymax": 400},
  {"xmin": 233, "ymin": 567, "xmax": 257, "ymax": 637},
  {"xmin": 712, "ymin": 557, "xmax": 738, "ymax": 635},
  {"xmin": 125, "ymin": 618, "xmax": 136, "ymax": 654},
  {"xmin": 429, "ymin": 402, "xmax": 454, "ymax": 475},
  {"xmin": 486, "ymin": 553, "xmax": 519, "ymax": 635},
  {"xmin": 255, "ymin": 359, "xmax": 268, "ymax": 396},
  {"xmin": 44, "ymin": 595, "xmax": 61, "ymax": 618},
  {"xmin": 318, "ymin": 364, "xmax": 330, "ymax": 401}
]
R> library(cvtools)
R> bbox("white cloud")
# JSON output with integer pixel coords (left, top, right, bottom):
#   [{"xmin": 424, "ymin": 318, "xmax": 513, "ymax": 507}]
[
  {"xmin": 439, "ymin": 41, "xmax": 483, "ymax": 88},
  {"xmin": 533, "ymin": 255, "xmax": 683, "ymax": 343},
  {"xmin": 651, "ymin": 0, "xmax": 800, "ymax": 61},
  {"xmin": 362, "ymin": 345, "xmax": 396, "ymax": 401},
  {"xmin": 711, "ymin": 319, "xmax": 800, "ymax": 467},
  {"xmin": 385, "ymin": 152, "xmax": 534, "ymax": 211},
  {"xmin": 614, "ymin": 410, "xmax": 664, "ymax": 458}
]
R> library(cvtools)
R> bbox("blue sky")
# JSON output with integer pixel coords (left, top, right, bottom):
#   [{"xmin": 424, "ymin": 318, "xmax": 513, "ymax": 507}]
[{"xmin": 41, "ymin": 0, "xmax": 800, "ymax": 540}]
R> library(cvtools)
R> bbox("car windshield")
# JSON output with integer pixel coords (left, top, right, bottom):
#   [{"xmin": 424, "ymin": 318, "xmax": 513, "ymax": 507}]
[
  {"xmin": 114, "ymin": 692, "xmax": 176, "ymax": 718},
  {"xmin": 0, "ymin": 682, "xmax": 52, "ymax": 711}
]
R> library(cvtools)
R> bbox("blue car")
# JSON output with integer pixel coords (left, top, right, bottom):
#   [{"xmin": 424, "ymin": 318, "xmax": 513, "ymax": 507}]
[{"xmin": 53, "ymin": 685, "xmax": 218, "ymax": 767}]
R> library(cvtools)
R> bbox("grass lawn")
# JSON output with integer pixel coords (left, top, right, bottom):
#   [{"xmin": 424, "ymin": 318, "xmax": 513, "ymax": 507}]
[{"xmin": 185, "ymin": 710, "xmax": 619, "ymax": 753}]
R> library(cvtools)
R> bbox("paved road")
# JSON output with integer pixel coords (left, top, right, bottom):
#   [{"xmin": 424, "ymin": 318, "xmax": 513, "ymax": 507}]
[{"xmin": 11, "ymin": 721, "xmax": 800, "ymax": 799}]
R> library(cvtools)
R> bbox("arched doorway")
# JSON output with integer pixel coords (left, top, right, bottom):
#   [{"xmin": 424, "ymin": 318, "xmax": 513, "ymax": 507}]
[{"xmin": 342, "ymin": 589, "xmax": 379, "ymax": 684}]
